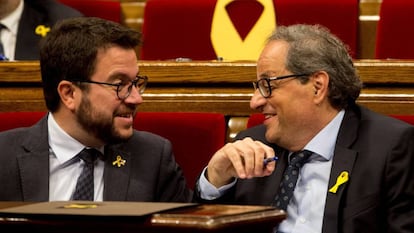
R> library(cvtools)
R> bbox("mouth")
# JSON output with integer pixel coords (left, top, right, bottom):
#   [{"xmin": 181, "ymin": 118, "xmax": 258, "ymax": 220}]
[
  {"xmin": 264, "ymin": 113, "xmax": 276, "ymax": 120},
  {"xmin": 116, "ymin": 113, "xmax": 134, "ymax": 118}
]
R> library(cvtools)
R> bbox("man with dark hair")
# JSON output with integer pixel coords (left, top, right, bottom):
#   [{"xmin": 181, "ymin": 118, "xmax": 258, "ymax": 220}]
[{"xmin": 0, "ymin": 17, "xmax": 192, "ymax": 202}]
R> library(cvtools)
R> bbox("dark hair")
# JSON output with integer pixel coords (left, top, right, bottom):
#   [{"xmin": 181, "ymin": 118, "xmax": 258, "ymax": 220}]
[
  {"xmin": 39, "ymin": 17, "xmax": 141, "ymax": 112},
  {"xmin": 267, "ymin": 24, "xmax": 362, "ymax": 109}
]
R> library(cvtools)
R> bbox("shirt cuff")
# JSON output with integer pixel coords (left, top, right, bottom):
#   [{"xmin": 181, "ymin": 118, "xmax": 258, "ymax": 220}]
[{"xmin": 197, "ymin": 167, "xmax": 237, "ymax": 200}]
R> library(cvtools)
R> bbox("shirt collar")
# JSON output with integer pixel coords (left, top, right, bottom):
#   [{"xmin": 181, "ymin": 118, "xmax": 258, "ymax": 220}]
[
  {"xmin": 304, "ymin": 109, "xmax": 345, "ymax": 160},
  {"xmin": 48, "ymin": 112, "xmax": 85, "ymax": 165},
  {"xmin": 0, "ymin": 0, "xmax": 23, "ymax": 36},
  {"xmin": 47, "ymin": 113, "xmax": 104, "ymax": 165}
]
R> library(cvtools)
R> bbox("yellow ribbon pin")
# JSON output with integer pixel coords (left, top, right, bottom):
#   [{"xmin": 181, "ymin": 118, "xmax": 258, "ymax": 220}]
[
  {"xmin": 63, "ymin": 204, "xmax": 97, "ymax": 209},
  {"xmin": 35, "ymin": 25, "xmax": 50, "ymax": 37},
  {"xmin": 112, "ymin": 155, "xmax": 126, "ymax": 167},
  {"xmin": 329, "ymin": 171, "xmax": 349, "ymax": 194}
]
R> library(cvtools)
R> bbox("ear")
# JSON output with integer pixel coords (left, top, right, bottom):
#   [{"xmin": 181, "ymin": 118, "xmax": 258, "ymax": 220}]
[
  {"xmin": 57, "ymin": 80, "xmax": 78, "ymax": 111},
  {"xmin": 311, "ymin": 71, "xmax": 329, "ymax": 104}
]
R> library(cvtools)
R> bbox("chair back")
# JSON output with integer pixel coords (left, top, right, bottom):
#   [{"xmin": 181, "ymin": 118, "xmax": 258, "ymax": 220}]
[
  {"xmin": 0, "ymin": 112, "xmax": 46, "ymax": 132},
  {"xmin": 59, "ymin": 0, "xmax": 122, "ymax": 23},
  {"xmin": 140, "ymin": 0, "xmax": 359, "ymax": 60},
  {"xmin": 134, "ymin": 112, "xmax": 226, "ymax": 188},
  {"xmin": 375, "ymin": 0, "xmax": 414, "ymax": 59}
]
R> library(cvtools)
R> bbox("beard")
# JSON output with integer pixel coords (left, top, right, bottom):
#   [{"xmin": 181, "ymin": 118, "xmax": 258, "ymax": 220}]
[{"xmin": 76, "ymin": 95, "xmax": 132, "ymax": 144}]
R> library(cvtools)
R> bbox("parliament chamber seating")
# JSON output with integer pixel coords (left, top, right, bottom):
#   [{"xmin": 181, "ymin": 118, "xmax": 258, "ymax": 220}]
[
  {"xmin": 1, "ymin": 59, "xmax": 414, "ymax": 143},
  {"xmin": 140, "ymin": 0, "xmax": 359, "ymax": 60},
  {"xmin": 134, "ymin": 112, "xmax": 226, "ymax": 188},
  {"xmin": 0, "ymin": 111, "xmax": 226, "ymax": 189},
  {"xmin": 0, "ymin": 112, "xmax": 46, "ymax": 132},
  {"xmin": 59, "ymin": 0, "xmax": 122, "ymax": 23},
  {"xmin": 375, "ymin": 0, "xmax": 414, "ymax": 59}
]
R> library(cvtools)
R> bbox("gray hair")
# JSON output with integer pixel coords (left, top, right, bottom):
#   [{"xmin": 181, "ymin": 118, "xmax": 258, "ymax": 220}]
[{"xmin": 267, "ymin": 24, "xmax": 362, "ymax": 109}]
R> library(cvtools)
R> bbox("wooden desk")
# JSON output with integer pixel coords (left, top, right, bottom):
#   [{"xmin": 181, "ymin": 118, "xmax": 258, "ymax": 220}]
[
  {"xmin": 0, "ymin": 202, "xmax": 285, "ymax": 233},
  {"xmin": 1, "ymin": 60, "xmax": 414, "ymax": 115}
]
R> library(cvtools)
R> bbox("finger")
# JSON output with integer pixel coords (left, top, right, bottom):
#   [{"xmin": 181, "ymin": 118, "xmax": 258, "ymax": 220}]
[
  {"xmin": 254, "ymin": 141, "xmax": 277, "ymax": 176},
  {"xmin": 223, "ymin": 143, "xmax": 248, "ymax": 179},
  {"xmin": 234, "ymin": 138, "xmax": 259, "ymax": 178}
]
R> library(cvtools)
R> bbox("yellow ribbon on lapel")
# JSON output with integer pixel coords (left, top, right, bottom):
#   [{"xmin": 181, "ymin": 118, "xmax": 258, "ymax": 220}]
[
  {"xmin": 112, "ymin": 155, "xmax": 126, "ymax": 167},
  {"xmin": 210, "ymin": 0, "xmax": 276, "ymax": 61},
  {"xmin": 329, "ymin": 171, "xmax": 349, "ymax": 194},
  {"xmin": 35, "ymin": 25, "xmax": 50, "ymax": 37}
]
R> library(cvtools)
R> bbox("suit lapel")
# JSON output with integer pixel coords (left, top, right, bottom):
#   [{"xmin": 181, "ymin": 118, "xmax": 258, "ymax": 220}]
[
  {"xmin": 15, "ymin": 4, "xmax": 50, "ymax": 60},
  {"xmin": 322, "ymin": 106, "xmax": 360, "ymax": 233},
  {"xmin": 103, "ymin": 145, "xmax": 132, "ymax": 201},
  {"xmin": 274, "ymin": 150, "xmax": 288, "ymax": 186},
  {"xmin": 18, "ymin": 116, "xmax": 50, "ymax": 201}
]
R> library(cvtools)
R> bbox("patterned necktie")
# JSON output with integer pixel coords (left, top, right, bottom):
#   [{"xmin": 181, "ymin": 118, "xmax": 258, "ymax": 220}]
[
  {"xmin": 273, "ymin": 150, "xmax": 312, "ymax": 211},
  {"xmin": 72, "ymin": 148, "xmax": 99, "ymax": 201}
]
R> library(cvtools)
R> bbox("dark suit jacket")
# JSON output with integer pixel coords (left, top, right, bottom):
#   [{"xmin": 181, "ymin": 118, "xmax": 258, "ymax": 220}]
[
  {"xmin": 0, "ymin": 114, "xmax": 192, "ymax": 203},
  {"xmin": 195, "ymin": 105, "xmax": 414, "ymax": 233},
  {"xmin": 15, "ymin": 0, "xmax": 83, "ymax": 60}
]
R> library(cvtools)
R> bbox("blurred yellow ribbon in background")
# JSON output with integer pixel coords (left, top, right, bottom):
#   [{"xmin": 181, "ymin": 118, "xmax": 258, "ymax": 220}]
[{"xmin": 211, "ymin": 0, "xmax": 276, "ymax": 61}]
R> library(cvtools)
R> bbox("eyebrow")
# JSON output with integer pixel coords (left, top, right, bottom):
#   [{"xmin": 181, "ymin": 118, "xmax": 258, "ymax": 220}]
[
  {"xmin": 259, "ymin": 71, "xmax": 283, "ymax": 79},
  {"xmin": 107, "ymin": 73, "xmax": 135, "ymax": 82}
]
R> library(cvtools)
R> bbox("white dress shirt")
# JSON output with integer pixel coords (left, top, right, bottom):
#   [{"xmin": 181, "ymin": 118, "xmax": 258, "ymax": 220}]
[
  {"xmin": 0, "ymin": 0, "xmax": 23, "ymax": 61},
  {"xmin": 47, "ymin": 113, "xmax": 105, "ymax": 201}
]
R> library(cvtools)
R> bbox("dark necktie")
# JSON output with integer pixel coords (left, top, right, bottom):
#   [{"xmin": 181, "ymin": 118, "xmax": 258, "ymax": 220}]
[
  {"xmin": 0, "ymin": 24, "xmax": 7, "ymax": 60},
  {"xmin": 72, "ymin": 148, "xmax": 99, "ymax": 201},
  {"xmin": 273, "ymin": 150, "xmax": 312, "ymax": 211}
]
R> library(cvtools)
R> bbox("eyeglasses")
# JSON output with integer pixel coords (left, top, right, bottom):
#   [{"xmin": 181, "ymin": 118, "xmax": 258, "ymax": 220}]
[
  {"xmin": 72, "ymin": 75, "xmax": 148, "ymax": 100},
  {"xmin": 252, "ymin": 74, "xmax": 309, "ymax": 98}
]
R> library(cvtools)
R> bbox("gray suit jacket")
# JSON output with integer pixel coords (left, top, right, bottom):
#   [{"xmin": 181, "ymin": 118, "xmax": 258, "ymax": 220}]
[
  {"xmin": 15, "ymin": 0, "xmax": 83, "ymax": 60},
  {"xmin": 195, "ymin": 105, "xmax": 414, "ymax": 233},
  {"xmin": 0, "ymin": 115, "xmax": 192, "ymax": 202}
]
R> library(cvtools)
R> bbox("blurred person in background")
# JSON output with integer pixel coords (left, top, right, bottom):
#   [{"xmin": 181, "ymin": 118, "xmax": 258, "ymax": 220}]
[{"xmin": 0, "ymin": 0, "xmax": 82, "ymax": 60}]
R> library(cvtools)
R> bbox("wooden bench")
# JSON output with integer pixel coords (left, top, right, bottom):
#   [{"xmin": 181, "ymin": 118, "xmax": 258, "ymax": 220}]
[{"xmin": 1, "ymin": 60, "xmax": 414, "ymax": 141}]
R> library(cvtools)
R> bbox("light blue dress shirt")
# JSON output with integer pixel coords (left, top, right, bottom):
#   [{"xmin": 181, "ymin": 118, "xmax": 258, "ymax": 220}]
[{"xmin": 198, "ymin": 110, "xmax": 345, "ymax": 233}]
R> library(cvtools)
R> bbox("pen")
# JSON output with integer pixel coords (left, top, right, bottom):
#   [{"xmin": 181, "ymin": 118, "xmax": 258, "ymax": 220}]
[{"xmin": 263, "ymin": 156, "xmax": 279, "ymax": 166}]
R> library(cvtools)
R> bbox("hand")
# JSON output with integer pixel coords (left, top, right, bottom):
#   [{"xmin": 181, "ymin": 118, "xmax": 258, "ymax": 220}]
[{"xmin": 206, "ymin": 137, "xmax": 277, "ymax": 188}]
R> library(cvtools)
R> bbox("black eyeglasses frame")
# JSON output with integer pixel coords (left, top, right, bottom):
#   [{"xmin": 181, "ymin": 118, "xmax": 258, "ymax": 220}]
[
  {"xmin": 252, "ymin": 73, "xmax": 310, "ymax": 98},
  {"xmin": 71, "ymin": 75, "xmax": 148, "ymax": 100}
]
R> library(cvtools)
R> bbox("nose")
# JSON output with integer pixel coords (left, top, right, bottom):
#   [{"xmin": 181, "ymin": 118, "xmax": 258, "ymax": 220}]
[
  {"xmin": 250, "ymin": 89, "xmax": 266, "ymax": 110},
  {"xmin": 124, "ymin": 85, "xmax": 143, "ymax": 104}
]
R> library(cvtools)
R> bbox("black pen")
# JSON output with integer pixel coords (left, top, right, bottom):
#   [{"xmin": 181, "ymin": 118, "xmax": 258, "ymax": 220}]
[{"xmin": 263, "ymin": 156, "xmax": 279, "ymax": 166}]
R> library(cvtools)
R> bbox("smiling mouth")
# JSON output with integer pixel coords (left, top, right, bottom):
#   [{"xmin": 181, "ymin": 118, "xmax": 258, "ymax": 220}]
[
  {"xmin": 116, "ymin": 113, "xmax": 133, "ymax": 118},
  {"xmin": 264, "ymin": 114, "xmax": 276, "ymax": 119}
]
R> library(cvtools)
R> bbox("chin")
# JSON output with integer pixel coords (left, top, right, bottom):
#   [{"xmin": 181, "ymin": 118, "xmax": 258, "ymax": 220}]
[{"xmin": 111, "ymin": 129, "xmax": 134, "ymax": 142}]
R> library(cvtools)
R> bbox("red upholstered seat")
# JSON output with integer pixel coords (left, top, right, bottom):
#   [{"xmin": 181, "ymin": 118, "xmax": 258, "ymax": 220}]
[
  {"xmin": 274, "ymin": 0, "xmax": 358, "ymax": 58},
  {"xmin": 375, "ymin": 0, "xmax": 414, "ymax": 59},
  {"xmin": 247, "ymin": 113, "xmax": 265, "ymax": 128},
  {"xmin": 0, "ymin": 111, "xmax": 46, "ymax": 132},
  {"xmin": 390, "ymin": 115, "xmax": 414, "ymax": 125},
  {"xmin": 140, "ymin": 0, "xmax": 358, "ymax": 60},
  {"xmin": 58, "ymin": 0, "xmax": 121, "ymax": 23},
  {"xmin": 247, "ymin": 113, "xmax": 414, "ymax": 128},
  {"xmin": 134, "ymin": 112, "xmax": 226, "ymax": 188}
]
